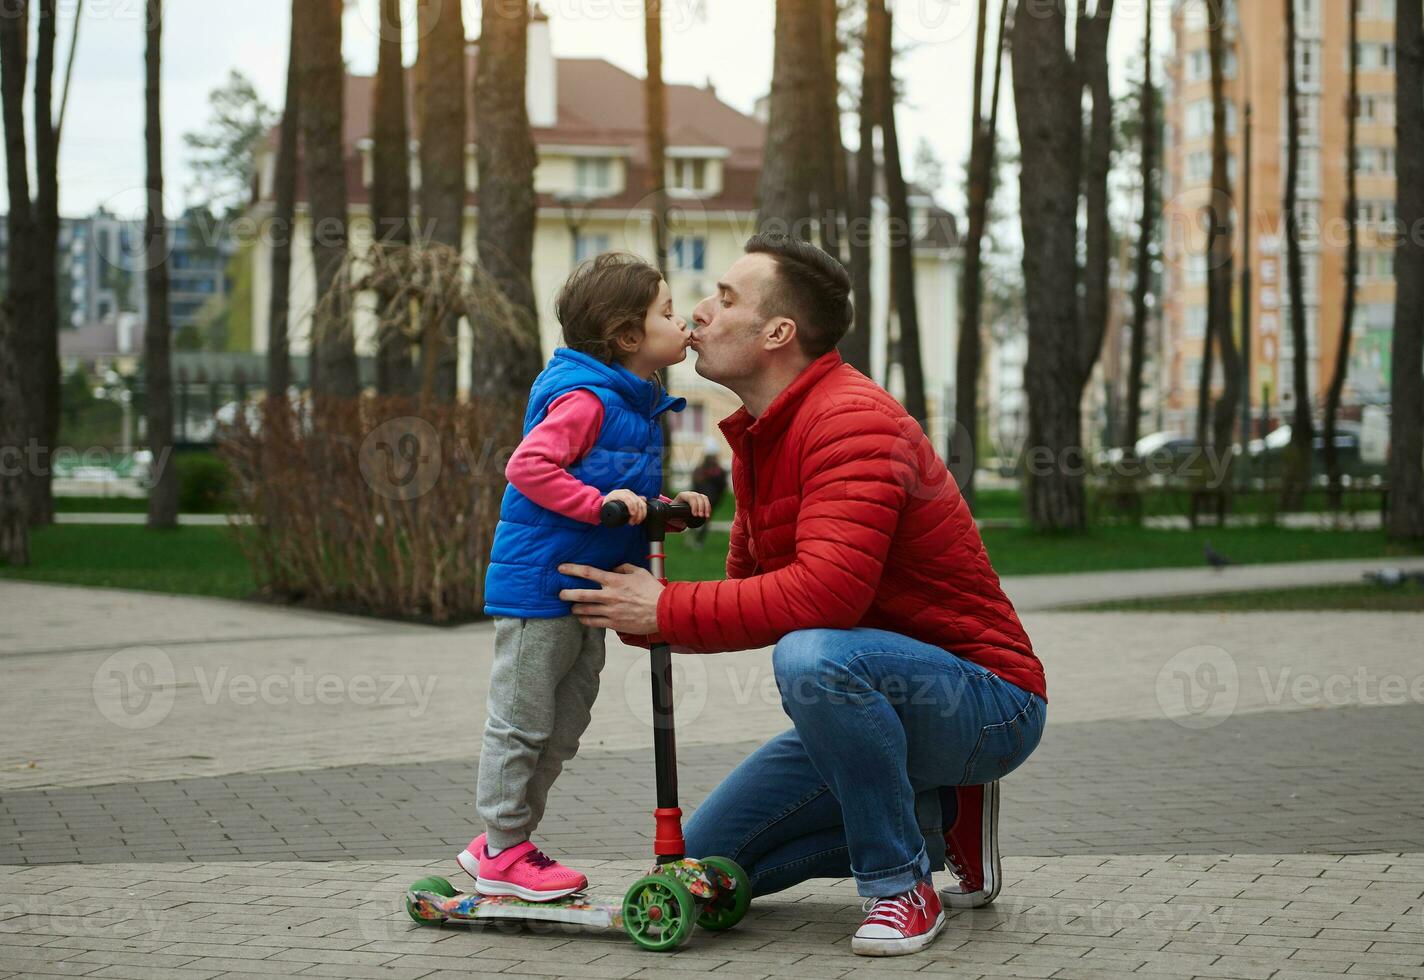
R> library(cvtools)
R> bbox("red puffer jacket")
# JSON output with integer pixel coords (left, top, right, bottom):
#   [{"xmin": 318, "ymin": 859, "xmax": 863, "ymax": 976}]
[{"xmin": 656, "ymin": 349, "xmax": 1046, "ymax": 701}]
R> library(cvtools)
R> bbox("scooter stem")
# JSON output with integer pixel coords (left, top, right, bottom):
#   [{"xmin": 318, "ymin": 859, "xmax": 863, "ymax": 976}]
[{"xmin": 598, "ymin": 498, "xmax": 706, "ymax": 864}]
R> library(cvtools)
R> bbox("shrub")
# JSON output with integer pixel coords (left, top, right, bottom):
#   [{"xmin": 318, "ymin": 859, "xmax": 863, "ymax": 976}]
[
  {"xmin": 176, "ymin": 452, "xmax": 233, "ymax": 513},
  {"xmin": 216, "ymin": 394, "xmax": 522, "ymax": 624}
]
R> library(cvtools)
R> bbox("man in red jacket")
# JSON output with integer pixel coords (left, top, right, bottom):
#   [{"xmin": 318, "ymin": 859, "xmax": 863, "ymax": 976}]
[{"xmin": 559, "ymin": 234, "xmax": 1046, "ymax": 957}]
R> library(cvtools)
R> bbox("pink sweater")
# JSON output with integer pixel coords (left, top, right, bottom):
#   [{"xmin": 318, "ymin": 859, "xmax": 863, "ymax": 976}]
[{"xmin": 506, "ymin": 390, "xmax": 671, "ymax": 523}]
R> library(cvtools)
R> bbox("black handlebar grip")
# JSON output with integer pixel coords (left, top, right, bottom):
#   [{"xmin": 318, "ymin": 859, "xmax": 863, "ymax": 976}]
[
  {"xmin": 599, "ymin": 498, "xmax": 632, "ymax": 527},
  {"xmin": 598, "ymin": 498, "xmax": 707, "ymax": 530}
]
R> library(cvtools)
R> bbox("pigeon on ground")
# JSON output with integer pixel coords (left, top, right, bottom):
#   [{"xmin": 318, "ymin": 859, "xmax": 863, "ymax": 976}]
[{"xmin": 1204, "ymin": 540, "xmax": 1235, "ymax": 569}]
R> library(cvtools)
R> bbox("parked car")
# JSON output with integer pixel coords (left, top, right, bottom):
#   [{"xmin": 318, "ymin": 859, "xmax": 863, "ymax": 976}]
[
  {"xmin": 1248, "ymin": 421, "xmax": 1378, "ymax": 477},
  {"xmin": 1095, "ymin": 431, "xmax": 1205, "ymax": 481}
]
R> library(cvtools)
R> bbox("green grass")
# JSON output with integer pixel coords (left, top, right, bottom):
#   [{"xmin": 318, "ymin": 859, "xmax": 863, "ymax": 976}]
[
  {"xmin": 0, "ymin": 524, "xmax": 256, "ymax": 599},
  {"xmin": 5, "ymin": 521, "xmax": 1421, "ymax": 607},
  {"xmin": 979, "ymin": 524, "xmax": 1424, "ymax": 577},
  {"xmin": 1079, "ymin": 581, "xmax": 1424, "ymax": 613}
]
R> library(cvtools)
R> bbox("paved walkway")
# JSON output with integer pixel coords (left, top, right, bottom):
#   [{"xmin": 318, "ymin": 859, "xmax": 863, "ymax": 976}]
[
  {"xmin": 1005, "ymin": 556, "xmax": 1424, "ymax": 611},
  {"xmin": 2, "ymin": 578, "xmax": 1422, "ymax": 978}
]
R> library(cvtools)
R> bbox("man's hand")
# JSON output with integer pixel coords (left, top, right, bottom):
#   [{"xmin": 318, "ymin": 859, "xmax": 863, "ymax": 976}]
[
  {"xmin": 558, "ymin": 562, "xmax": 663, "ymax": 634},
  {"xmin": 669, "ymin": 490, "xmax": 712, "ymax": 520}
]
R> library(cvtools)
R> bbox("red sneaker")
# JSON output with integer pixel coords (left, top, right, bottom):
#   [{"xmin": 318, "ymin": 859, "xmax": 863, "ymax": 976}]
[
  {"xmin": 851, "ymin": 878, "xmax": 945, "ymax": 956},
  {"xmin": 455, "ymin": 833, "xmax": 485, "ymax": 883},
  {"xmin": 940, "ymin": 781, "xmax": 1001, "ymax": 909}
]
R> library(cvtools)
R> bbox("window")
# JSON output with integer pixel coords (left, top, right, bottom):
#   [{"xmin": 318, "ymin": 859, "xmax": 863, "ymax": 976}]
[
  {"xmin": 1187, "ymin": 151, "xmax": 1211, "ymax": 183},
  {"xmin": 669, "ymin": 157, "xmax": 707, "ymax": 192},
  {"xmin": 1359, "ymin": 250, "xmax": 1394, "ymax": 281},
  {"xmin": 1183, "ymin": 48, "xmax": 1233, "ymax": 83},
  {"xmin": 1353, "ymin": 41, "xmax": 1396, "ymax": 70},
  {"xmin": 1187, "ymin": 49, "xmax": 1209, "ymax": 83},
  {"xmin": 1355, "ymin": 145, "xmax": 1396, "ymax": 175},
  {"xmin": 574, "ymin": 232, "xmax": 610, "ymax": 263},
  {"xmin": 1185, "ymin": 305, "xmax": 1208, "ymax": 339},
  {"xmin": 671, "ymin": 236, "xmax": 706, "ymax": 272},
  {"xmin": 1297, "ymin": 40, "xmax": 1321, "ymax": 90},
  {"xmin": 1296, "ymin": 148, "xmax": 1321, "ymax": 198},
  {"xmin": 1358, "ymin": 199, "xmax": 1397, "ymax": 228},
  {"xmin": 1187, "ymin": 253, "xmax": 1208, "ymax": 286},
  {"xmin": 1294, "ymin": 200, "xmax": 1321, "ymax": 248},
  {"xmin": 1296, "ymin": 0, "xmax": 1320, "ymax": 33},
  {"xmin": 1185, "ymin": 100, "xmax": 1212, "ymax": 140},
  {"xmin": 574, "ymin": 157, "xmax": 613, "ymax": 195},
  {"xmin": 1357, "ymin": 0, "xmax": 1396, "ymax": 20},
  {"xmin": 1183, "ymin": 1, "xmax": 1207, "ymax": 33},
  {"xmin": 1296, "ymin": 94, "xmax": 1321, "ymax": 143},
  {"xmin": 1357, "ymin": 95, "xmax": 1395, "ymax": 125}
]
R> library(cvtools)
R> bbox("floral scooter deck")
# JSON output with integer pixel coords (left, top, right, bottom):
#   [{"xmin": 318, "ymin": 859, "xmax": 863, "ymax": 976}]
[{"xmin": 405, "ymin": 856, "xmax": 750, "ymax": 952}]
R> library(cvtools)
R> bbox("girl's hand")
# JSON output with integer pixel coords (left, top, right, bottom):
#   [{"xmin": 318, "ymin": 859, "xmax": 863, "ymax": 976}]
[
  {"xmin": 671, "ymin": 491, "xmax": 712, "ymax": 520},
  {"xmin": 603, "ymin": 488, "xmax": 648, "ymax": 525}
]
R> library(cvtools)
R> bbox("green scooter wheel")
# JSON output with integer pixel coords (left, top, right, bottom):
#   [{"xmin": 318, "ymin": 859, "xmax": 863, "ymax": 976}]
[
  {"xmin": 623, "ymin": 874, "xmax": 697, "ymax": 951},
  {"xmin": 696, "ymin": 856, "xmax": 752, "ymax": 931},
  {"xmin": 406, "ymin": 876, "xmax": 457, "ymax": 924}
]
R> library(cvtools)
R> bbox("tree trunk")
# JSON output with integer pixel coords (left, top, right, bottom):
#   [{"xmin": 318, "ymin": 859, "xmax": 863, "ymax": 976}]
[
  {"xmin": 1, "ymin": 1, "xmax": 40, "ymax": 531},
  {"xmin": 372, "ymin": 0, "xmax": 415, "ymax": 397},
  {"xmin": 419, "ymin": 0, "xmax": 464, "ymax": 403},
  {"xmin": 1387, "ymin": 0, "xmax": 1424, "ymax": 539},
  {"xmin": 0, "ymin": 305, "xmax": 28, "ymax": 564},
  {"xmin": 645, "ymin": 0, "xmax": 669, "ymax": 273},
  {"xmin": 1011, "ymin": 0, "xmax": 1112, "ymax": 531},
  {"xmin": 1206, "ymin": 0, "xmax": 1240, "ymax": 478},
  {"xmin": 145, "ymin": 0, "xmax": 177, "ymax": 528},
  {"xmin": 302, "ymin": 0, "xmax": 357, "ymax": 398},
  {"xmin": 473, "ymin": 0, "xmax": 541, "ymax": 402},
  {"xmin": 1325, "ymin": 0, "xmax": 1360, "ymax": 507},
  {"xmin": 54, "ymin": 0, "xmax": 81, "ymax": 144},
  {"xmin": 1282, "ymin": 0, "xmax": 1314, "ymax": 509},
  {"xmin": 758, "ymin": 0, "xmax": 822, "ymax": 238},
  {"xmin": 817, "ymin": 0, "xmax": 846, "ymax": 260},
  {"xmin": 843, "ymin": 0, "xmax": 883, "ymax": 376},
  {"xmin": 267, "ymin": 0, "xmax": 300, "ymax": 401},
  {"xmin": 878, "ymin": 6, "xmax": 927, "ymax": 429},
  {"xmin": 1124, "ymin": 4, "xmax": 1156, "ymax": 453},
  {"xmin": 954, "ymin": 0, "xmax": 1010, "ymax": 503},
  {"xmin": 1076, "ymin": 0, "xmax": 1115, "ymax": 398},
  {"xmin": 30, "ymin": 0, "xmax": 59, "ymax": 528}
]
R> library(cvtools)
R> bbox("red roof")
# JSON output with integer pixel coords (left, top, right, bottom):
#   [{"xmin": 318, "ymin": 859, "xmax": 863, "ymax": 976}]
[{"xmin": 261, "ymin": 50, "xmax": 766, "ymax": 214}]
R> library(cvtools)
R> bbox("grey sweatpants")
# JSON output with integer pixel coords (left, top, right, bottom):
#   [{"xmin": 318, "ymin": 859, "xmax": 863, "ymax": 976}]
[{"xmin": 476, "ymin": 615, "xmax": 607, "ymax": 849}]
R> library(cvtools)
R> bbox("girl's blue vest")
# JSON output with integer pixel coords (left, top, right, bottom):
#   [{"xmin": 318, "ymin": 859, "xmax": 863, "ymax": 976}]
[{"xmin": 483, "ymin": 347, "xmax": 685, "ymax": 618}]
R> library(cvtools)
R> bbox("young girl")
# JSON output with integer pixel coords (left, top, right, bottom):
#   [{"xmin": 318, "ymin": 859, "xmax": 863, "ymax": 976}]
[{"xmin": 459, "ymin": 253, "xmax": 711, "ymax": 901}]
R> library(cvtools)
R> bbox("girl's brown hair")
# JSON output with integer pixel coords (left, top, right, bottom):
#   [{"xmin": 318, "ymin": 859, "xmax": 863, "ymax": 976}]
[{"xmin": 555, "ymin": 252, "xmax": 664, "ymax": 365}]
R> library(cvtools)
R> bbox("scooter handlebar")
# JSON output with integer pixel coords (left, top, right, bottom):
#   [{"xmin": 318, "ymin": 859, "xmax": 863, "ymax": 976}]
[{"xmin": 599, "ymin": 497, "xmax": 707, "ymax": 530}]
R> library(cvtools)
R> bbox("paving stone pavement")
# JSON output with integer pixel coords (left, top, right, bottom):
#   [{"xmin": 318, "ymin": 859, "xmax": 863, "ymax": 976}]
[{"xmin": 3, "ymin": 579, "xmax": 1424, "ymax": 977}]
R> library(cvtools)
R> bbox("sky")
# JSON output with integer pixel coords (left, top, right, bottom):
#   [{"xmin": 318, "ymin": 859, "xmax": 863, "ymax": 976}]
[{"xmin": 3, "ymin": 0, "xmax": 1174, "ymax": 223}]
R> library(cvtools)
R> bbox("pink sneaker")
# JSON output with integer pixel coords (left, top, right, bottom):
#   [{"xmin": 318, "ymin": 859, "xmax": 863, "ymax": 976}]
[
  {"xmin": 474, "ymin": 840, "xmax": 588, "ymax": 902},
  {"xmin": 455, "ymin": 833, "xmax": 485, "ymax": 883}
]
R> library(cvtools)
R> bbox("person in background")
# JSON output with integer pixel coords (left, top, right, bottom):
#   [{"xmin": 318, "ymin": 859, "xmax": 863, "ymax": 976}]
[{"xmin": 687, "ymin": 438, "xmax": 728, "ymax": 548}]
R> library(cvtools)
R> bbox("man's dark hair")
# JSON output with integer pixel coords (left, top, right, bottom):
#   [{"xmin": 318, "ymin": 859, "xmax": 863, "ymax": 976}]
[{"xmin": 744, "ymin": 233, "xmax": 853, "ymax": 358}]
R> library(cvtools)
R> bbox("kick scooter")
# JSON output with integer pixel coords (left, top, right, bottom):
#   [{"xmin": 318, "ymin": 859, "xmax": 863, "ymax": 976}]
[{"xmin": 405, "ymin": 498, "xmax": 752, "ymax": 951}]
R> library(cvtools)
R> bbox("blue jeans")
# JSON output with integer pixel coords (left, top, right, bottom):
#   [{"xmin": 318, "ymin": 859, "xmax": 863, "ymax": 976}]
[{"xmin": 684, "ymin": 627, "xmax": 1046, "ymax": 899}]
